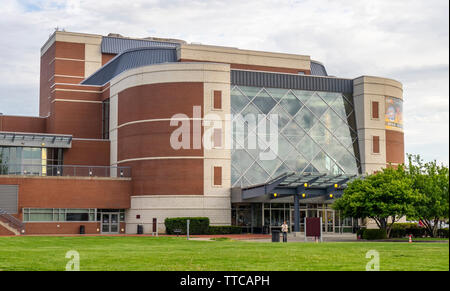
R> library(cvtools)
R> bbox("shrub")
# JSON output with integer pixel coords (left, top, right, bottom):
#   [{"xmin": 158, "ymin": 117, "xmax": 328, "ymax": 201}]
[
  {"xmin": 208, "ymin": 226, "xmax": 242, "ymax": 235},
  {"xmin": 362, "ymin": 229, "xmax": 387, "ymax": 240},
  {"xmin": 391, "ymin": 223, "xmax": 419, "ymax": 229},
  {"xmin": 164, "ymin": 217, "xmax": 210, "ymax": 235},
  {"xmin": 437, "ymin": 228, "xmax": 449, "ymax": 238},
  {"xmin": 390, "ymin": 223, "xmax": 426, "ymax": 238}
]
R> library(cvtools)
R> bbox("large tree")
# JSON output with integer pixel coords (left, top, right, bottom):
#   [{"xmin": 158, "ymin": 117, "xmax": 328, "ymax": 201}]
[
  {"xmin": 333, "ymin": 165, "xmax": 420, "ymax": 237},
  {"xmin": 406, "ymin": 154, "xmax": 449, "ymax": 237}
]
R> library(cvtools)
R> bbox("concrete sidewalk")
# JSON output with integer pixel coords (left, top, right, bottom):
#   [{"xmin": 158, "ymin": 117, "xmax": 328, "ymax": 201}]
[{"xmin": 243, "ymin": 232, "xmax": 358, "ymax": 243}]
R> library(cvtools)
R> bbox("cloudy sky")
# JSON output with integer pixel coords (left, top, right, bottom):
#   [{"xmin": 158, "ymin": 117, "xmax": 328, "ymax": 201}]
[{"xmin": 0, "ymin": 0, "xmax": 448, "ymax": 165}]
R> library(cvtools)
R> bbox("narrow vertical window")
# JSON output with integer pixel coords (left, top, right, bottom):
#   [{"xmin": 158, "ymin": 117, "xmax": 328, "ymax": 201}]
[
  {"xmin": 372, "ymin": 101, "xmax": 379, "ymax": 119},
  {"xmin": 102, "ymin": 99, "xmax": 110, "ymax": 139},
  {"xmin": 213, "ymin": 128, "xmax": 222, "ymax": 148},
  {"xmin": 213, "ymin": 90, "xmax": 222, "ymax": 110},
  {"xmin": 373, "ymin": 136, "xmax": 380, "ymax": 154},
  {"xmin": 213, "ymin": 166, "xmax": 222, "ymax": 186}
]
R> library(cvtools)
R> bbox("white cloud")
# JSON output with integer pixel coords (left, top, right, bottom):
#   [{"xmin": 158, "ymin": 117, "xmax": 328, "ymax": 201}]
[{"xmin": 0, "ymin": 0, "xmax": 448, "ymax": 164}]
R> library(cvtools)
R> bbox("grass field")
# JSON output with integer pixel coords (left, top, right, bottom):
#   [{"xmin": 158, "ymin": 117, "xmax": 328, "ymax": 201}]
[{"xmin": 0, "ymin": 236, "xmax": 448, "ymax": 271}]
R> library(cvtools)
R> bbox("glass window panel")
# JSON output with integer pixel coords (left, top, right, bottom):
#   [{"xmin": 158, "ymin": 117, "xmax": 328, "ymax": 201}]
[
  {"xmin": 239, "ymin": 86, "xmax": 262, "ymax": 101},
  {"xmin": 252, "ymin": 89, "xmax": 277, "ymax": 114},
  {"xmin": 280, "ymin": 91, "xmax": 303, "ymax": 116},
  {"xmin": 294, "ymin": 107, "xmax": 317, "ymax": 132},
  {"xmin": 325, "ymin": 136, "xmax": 347, "ymax": 162},
  {"xmin": 29, "ymin": 213, "xmax": 53, "ymax": 221},
  {"xmin": 320, "ymin": 109, "xmax": 347, "ymax": 133},
  {"xmin": 284, "ymin": 151, "xmax": 308, "ymax": 173},
  {"xmin": 66, "ymin": 213, "xmax": 89, "ymax": 221},
  {"xmin": 311, "ymin": 151, "xmax": 334, "ymax": 173},
  {"xmin": 32, "ymin": 148, "xmax": 41, "ymax": 159},
  {"xmin": 292, "ymin": 90, "xmax": 314, "ymax": 105},
  {"xmin": 266, "ymin": 87, "xmax": 288, "ymax": 103},
  {"xmin": 306, "ymin": 92, "xmax": 329, "ymax": 118},
  {"xmin": 297, "ymin": 134, "xmax": 321, "ymax": 162},
  {"xmin": 231, "ymin": 165, "xmax": 242, "ymax": 185},
  {"xmin": 231, "ymin": 87, "xmax": 250, "ymax": 114},
  {"xmin": 277, "ymin": 135, "xmax": 296, "ymax": 161},
  {"xmin": 334, "ymin": 125, "xmax": 354, "ymax": 148},
  {"xmin": 270, "ymin": 105, "xmax": 291, "ymax": 130},
  {"xmin": 258, "ymin": 155, "xmax": 283, "ymax": 177},
  {"xmin": 243, "ymin": 161, "xmax": 268, "ymax": 185},
  {"xmin": 331, "ymin": 96, "xmax": 352, "ymax": 119},
  {"xmin": 231, "ymin": 149, "xmax": 254, "ymax": 175},
  {"xmin": 337, "ymin": 151, "xmax": 359, "ymax": 174},
  {"xmin": 317, "ymin": 92, "xmax": 340, "ymax": 106},
  {"xmin": 272, "ymin": 163, "xmax": 291, "ymax": 178},
  {"xmin": 281, "ymin": 121, "xmax": 306, "ymax": 146},
  {"xmin": 303, "ymin": 164, "xmax": 319, "ymax": 173},
  {"xmin": 347, "ymin": 111, "xmax": 357, "ymax": 132},
  {"xmin": 309, "ymin": 122, "xmax": 330, "ymax": 143}
]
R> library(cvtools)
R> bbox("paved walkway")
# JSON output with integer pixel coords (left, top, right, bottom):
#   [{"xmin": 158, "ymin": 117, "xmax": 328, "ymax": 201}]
[{"xmin": 242, "ymin": 232, "xmax": 358, "ymax": 243}]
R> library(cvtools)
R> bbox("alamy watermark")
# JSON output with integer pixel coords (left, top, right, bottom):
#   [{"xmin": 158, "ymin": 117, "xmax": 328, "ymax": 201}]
[
  {"xmin": 169, "ymin": 106, "xmax": 279, "ymax": 160},
  {"xmin": 365, "ymin": 250, "xmax": 380, "ymax": 271},
  {"xmin": 65, "ymin": 250, "xmax": 80, "ymax": 271}
]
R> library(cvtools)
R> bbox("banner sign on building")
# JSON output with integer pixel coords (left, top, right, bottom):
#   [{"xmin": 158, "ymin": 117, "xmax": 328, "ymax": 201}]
[{"xmin": 385, "ymin": 97, "xmax": 403, "ymax": 129}]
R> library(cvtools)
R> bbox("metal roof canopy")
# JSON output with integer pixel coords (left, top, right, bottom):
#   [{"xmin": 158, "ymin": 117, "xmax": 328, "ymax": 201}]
[
  {"xmin": 0, "ymin": 132, "xmax": 72, "ymax": 148},
  {"xmin": 241, "ymin": 172, "xmax": 357, "ymax": 200},
  {"xmin": 81, "ymin": 47, "xmax": 177, "ymax": 86},
  {"xmin": 101, "ymin": 36, "xmax": 179, "ymax": 55},
  {"xmin": 240, "ymin": 172, "xmax": 358, "ymax": 233}
]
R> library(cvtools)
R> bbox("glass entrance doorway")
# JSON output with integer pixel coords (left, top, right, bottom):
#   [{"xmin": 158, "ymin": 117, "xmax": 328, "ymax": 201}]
[{"xmin": 101, "ymin": 213, "xmax": 119, "ymax": 234}]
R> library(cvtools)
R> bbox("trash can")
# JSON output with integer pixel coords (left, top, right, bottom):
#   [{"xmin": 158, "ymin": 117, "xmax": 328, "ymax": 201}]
[
  {"xmin": 271, "ymin": 230, "xmax": 280, "ymax": 242},
  {"xmin": 79, "ymin": 225, "xmax": 85, "ymax": 234},
  {"xmin": 137, "ymin": 224, "xmax": 144, "ymax": 234}
]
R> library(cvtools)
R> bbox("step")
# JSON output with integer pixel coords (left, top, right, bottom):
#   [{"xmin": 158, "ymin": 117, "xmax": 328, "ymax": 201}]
[{"xmin": 0, "ymin": 220, "xmax": 20, "ymax": 236}]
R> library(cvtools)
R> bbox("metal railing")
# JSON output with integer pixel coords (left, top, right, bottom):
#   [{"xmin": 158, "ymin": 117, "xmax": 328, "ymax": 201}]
[
  {"xmin": 0, "ymin": 164, "xmax": 131, "ymax": 178},
  {"xmin": 0, "ymin": 208, "xmax": 24, "ymax": 234}
]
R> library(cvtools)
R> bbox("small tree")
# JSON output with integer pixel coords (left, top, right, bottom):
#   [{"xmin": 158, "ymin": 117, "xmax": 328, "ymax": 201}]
[
  {"xmin": 0, "ymin": 151, "xmax": 7, "ymax": 174},
  {"xmin": 406, "ymin": 154, "xmax": 449, "ymax": 237},
  {"xmin": 333, "ymin": 165, "xmax": 420, "ymax": 237}
]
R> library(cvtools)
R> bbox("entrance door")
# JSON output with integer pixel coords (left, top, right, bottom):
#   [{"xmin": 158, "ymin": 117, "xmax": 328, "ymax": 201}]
[{"xmin": 101, "ymin": 213, "xmax": 119, "ymax": 234}]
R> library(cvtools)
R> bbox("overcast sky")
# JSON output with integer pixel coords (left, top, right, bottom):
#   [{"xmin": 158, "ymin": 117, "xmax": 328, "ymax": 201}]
[{"xmin": 0, "ymin": 0, "xmax": 448, "ymax": 165}]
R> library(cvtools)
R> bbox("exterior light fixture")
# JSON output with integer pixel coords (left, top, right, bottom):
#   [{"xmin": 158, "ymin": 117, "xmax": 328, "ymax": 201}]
[
  {"xmin": 334, "ymin": 184, "xmax": 338, "ymax": 188},
  {"xmin": 301, "ymin": 193, "xmax": 306, "ymax": 198},
  {"xmin": 304, "ymin": 183, "xmax": 308, "ymax": 188},
  {"xmin": 329, "ymin": 194, "xmax": 334, "ymax": 199},
  {"xmin": 120, "ymin": 170, "xmax": 124, "ymax": 177},
  {"xmin": 89, "ymin": 169, "xmax": 93, "ymax": 176},
  {"xmin": 273, "ymin": 193, "xmax": 278, "ymax": 198}
]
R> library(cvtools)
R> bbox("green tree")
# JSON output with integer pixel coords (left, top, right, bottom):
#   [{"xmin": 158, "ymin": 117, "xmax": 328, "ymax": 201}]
[
  {"xmin": 0, "ymin": 151, "xmax": 8, "ymax": 174},
  {"xmin": 333, "ymin": 165, "xmax": 420, "ymax": 237},
  {"xmin": 406, "ymin": 154, "xmax": 449, "ymax": 237}
]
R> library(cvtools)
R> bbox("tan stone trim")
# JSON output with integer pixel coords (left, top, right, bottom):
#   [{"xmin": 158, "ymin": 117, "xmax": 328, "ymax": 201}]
[
  {"xmin": 51, "ymin": 99, "xmax": 102, "ymax": 104},
  {"xmin": 117, "ymin": 156, "xmax": 205, "ymax": 164}
]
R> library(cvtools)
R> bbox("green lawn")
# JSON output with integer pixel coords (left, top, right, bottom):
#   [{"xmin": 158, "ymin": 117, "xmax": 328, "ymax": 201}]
[{"xmin": 0, "ymin": 236, "xmax": 448, "ymax": 271}]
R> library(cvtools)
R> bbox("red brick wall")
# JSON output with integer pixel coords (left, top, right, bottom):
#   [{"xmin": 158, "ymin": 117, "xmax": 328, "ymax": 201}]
[
  {"xmin": 386, "ymin": 130, "xmax": 405, "ymax": 164},
  {"xmin": 0, "ymin": 224, "xmax": 15, "ymax": 236},
  {"xmin": 0, "ymin": 115, "xmax": 47, "ymax": 133},
  {"xmin": 117, "ymin": 82, "xmax": 204, "ymax": 196},
  {"xmin": 0, "ymin": 176, "xmax": 132, "ymax": 211},
  {"xmin": 64, "ymin": 139, "xmax": 110, "ymax": 166},
  {"xmin": 24, "ymin": 222, "xmax": 126, "ymax": 235}
]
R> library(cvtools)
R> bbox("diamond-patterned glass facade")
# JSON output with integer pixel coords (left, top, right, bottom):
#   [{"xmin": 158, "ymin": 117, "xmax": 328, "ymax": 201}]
[{"xmin": 231, "ymin": 85, "xmax": 361, "ymax": 187}]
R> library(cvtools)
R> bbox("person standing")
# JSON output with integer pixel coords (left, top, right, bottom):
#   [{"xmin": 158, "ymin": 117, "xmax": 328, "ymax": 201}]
[{"xmin": 281, "ymin": 221, "xmax": 289, "ymax": 243}]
